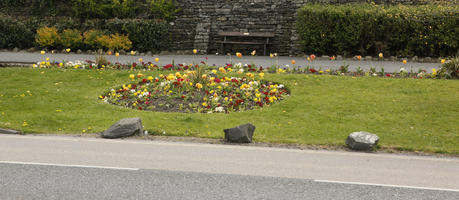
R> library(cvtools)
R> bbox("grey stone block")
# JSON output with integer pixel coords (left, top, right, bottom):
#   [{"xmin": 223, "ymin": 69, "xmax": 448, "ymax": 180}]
[
  {"xmin": 0, "ymin": 128, "xmax": 23, "ymax": 135},
  {"xmin": 224, "ymin": 123, "xmax": 256, "ymax": 143},
  {"xmin": 346, "ymin": 131, "xmax": 379, "ymax": 151},
  {"xmin": 101, "ymin": 118, "xmax": 143, "ymax": 139}
]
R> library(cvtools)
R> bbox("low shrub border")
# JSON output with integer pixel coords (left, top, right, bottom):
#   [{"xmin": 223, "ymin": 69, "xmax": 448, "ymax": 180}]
[{"xmin": 296, "ymin": 3, "xmax": 459, "ymax": 58}]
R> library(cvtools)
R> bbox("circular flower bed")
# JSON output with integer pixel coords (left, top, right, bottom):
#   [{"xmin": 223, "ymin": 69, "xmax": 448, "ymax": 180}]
[{"xmin": 101, "ymin": 69, "xmax": 289, "ymax": 113}]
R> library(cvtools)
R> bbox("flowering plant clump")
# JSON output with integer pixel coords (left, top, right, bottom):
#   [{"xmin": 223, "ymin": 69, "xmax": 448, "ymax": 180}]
[{"xmin": 101, "ymin": 70, "xmax": 289, "ymax": 113}]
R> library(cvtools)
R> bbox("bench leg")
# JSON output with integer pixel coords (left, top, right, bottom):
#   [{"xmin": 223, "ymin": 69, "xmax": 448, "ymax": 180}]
[
  {"xmin": 263, "ymin": 44, "xmax": 267, "ymax": 56},
  {"xmin": 220, "ymin": 43, "xmax": 224, "ymax": 55}
]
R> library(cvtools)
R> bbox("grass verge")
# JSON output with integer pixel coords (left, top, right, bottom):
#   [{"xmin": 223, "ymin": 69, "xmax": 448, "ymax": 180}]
[{"xmin": 0, "ymin": 68, "xmax": 458, "ymax": 154}]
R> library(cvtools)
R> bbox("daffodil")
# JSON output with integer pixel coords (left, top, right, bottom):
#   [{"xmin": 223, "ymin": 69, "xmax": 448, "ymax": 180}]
[
  {"xmin": 129, "ymin": 74, "xmax": 135, "ymax": 79},
  {"xmin": 40, "ymin": 50, "xmax": 45, "ymax": 55},
  {"xmin": 259, "ymin": 72, "xmax": 264, "ymax": 79}
]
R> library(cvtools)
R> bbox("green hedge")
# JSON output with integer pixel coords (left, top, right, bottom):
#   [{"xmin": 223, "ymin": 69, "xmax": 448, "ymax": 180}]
[
  {"xmin": 296, "ymin": 3, "xmax": 459, "ymax": 57},
  {"xmin": 0, "ymin": 16, "xmax": 171, "ymax": 52}
]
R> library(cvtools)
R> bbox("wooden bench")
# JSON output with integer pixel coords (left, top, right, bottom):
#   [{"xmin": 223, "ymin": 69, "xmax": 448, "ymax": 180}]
[{"xmin": 217, "ymin": 32, "xmax": 275, "ymax": 56}]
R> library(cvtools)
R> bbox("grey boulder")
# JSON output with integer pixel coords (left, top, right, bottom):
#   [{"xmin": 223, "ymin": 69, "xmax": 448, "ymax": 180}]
[
  {"xmin": 346, "ymin": 131, "xmax": 379, "ymax": 151},
  {"xmin": 224, "ymin": 123, "xmax": 256, "ymax": 143},
  {"xmin": 101, "ymin": 118, "xmax": 143, "ymax": 139}
]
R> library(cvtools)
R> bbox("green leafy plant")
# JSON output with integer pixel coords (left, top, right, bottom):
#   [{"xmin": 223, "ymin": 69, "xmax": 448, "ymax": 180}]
[
  {"xmin": 438, "ymin": 57, "xmax": 459, "ymax": 79},
  {"xmin": 60, "ymin": 29, "xmax": 83, "ymax": 49},
  {"xmin": 35, "ymin": 26, "xmax": 60, "ymax": 49},
  {"xmin": 148, "ymin": 0, "xmax": 180, "ymax": 21},
  {"xmin": 83, "ymin": 29, "xmax": 104, "ymax": 49}
]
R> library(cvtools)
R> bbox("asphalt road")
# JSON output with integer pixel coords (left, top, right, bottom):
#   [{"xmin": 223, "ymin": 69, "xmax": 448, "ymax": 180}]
[
  {"xmin": 0, "ymin": 134, "xmax": 458, "ymax": 199},
  {"xmin": 0, "ymin": 52, "xmax": 440, "ymax": 73}
]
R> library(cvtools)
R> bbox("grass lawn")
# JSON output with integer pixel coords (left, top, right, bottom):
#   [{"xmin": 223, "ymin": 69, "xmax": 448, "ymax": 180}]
[{"xmin": 0, "ymin": 67, "xmax": 458, "ymax": 154}]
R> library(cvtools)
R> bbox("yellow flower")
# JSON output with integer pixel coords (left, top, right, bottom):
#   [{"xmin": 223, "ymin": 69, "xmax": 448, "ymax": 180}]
[
  {"xmin": 259, "ymin": 72, "xmax": 264, "ymax": 79},
  {"xmin": 219, "ymin": 67, "xmax": 226, "ymax": 73},
  {"xmin": 189, "ymin": 82, "xmax": 193, "ymax": 86},
  {"xmin": 319, "ymin": 70, "xmax": 324, "ymax": 74},
  {"xmin": 22, "ymin": 121, "xmax": 28, "ymax": 127},
  {"xmin": 251, "ymin": 50, "xmax": 256, "ymax": 56},
  {"xmin": 246, "ymin": 73, "xmax": 254, "ymax": 78},
  {"xmin": 432, "ymin": 68, "xmax": 437, "ymax": 75},
  {"xmin": 40, "ymin": 50, "xmax": 45, "ymax": 55},
  {"xmin": 66, "ymin": 48, "xmax": 71, "ymax": 53},
  {"xmin": 236, "ymin": 52, "xmax": 242, "ymax": 58},
  {"xmin": 46, "ymin": 57, "xmax": 50, "ymax": 61},
  {"xmin": 269, "ymin": 53, "xmax": 274, "ymax": 58},
  {"xmin": 129, "ymin": 74, "xmax": 135, "ymax": 79},
  {"xmin": 202, "ymin": 74, "xmax": 207, "ymax": 79},
  {"xmin": 137, "ymin": 73, "xmax": 143, "ymax": 78},
  {"xmin": 193, "ymin": 49, "xmax": 198, "ymax": 54},
  {"xmin": 148, "ymin": 76, "xmax": 153, "ymax": 81},
  {"xmin": 212, "ymin": 69, "xmax": 217, "ymax": 74},
  {"xmin": 326, "ymin": 69, "xmax": 331, "ymax": 73},
  {"xmin": 155, "ymin": 58, "xmax": 159, "ymax": 62},
  {"xmin": 130, "ymin": 51, "xmax": 136, "ymax": 55},
  {"xmin": 32, "ymin": 64, "xmax": 37, "ymax": 68},
  {"xmin": 166, "ymin": 74, "xmax": 175, "ymax": 80},
  {"xmin": 196, "ymin": 83, "xmax": 203, "ymax": 89},
  {"xmin": 403, "ymin": 60, "xmax": 407, "ymax": 65},
  {"xmin": 175, "ymin": 72, "xmax": 182, "ymax": 78},
  {"xmin": 138, "ymin": 58, "xmax": 143, "ymax": 63},
  {"xmin": 441, "ymin": 59, "xmax": 446, "ymax": 64},
  {"xmin": 59, "ymin": 63, "xmax": 63, "ymax": 67},
  {"xmin": 379, "ymin": 52, "xmax": 383, "ymax": 58},
  {"xmin": 115, "ymin": 52, "xmax": 120, "ymax": 57},
  {"xmin": 202, "ymin": 102, "xmax": 207, "ymax": 107}
]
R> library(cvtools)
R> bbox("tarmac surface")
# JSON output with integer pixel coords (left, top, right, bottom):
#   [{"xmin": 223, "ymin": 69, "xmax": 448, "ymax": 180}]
[
  {"xmin": 0, "ymin": 51, "xmax": 441, "ymax": 73},
  {"xmin": 1, "ymin": 134, "xmax": 458, "ymax": 199}
]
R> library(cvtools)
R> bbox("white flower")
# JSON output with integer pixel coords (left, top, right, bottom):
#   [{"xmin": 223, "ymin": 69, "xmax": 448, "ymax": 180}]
[
  {"xmin": 130, "ymin": 89, "xmax": 136, "ymax": 93},
  {"xmin": 235, "ymin": 62, "xmax": 243, "ymax": 68},
  {"xmin": 215, "ymin": 107, "xmax": 225, "ymax": 112},
  {"xmin": 400, "ymin": 68, "xmax": 406, "ymax": 72},
  {"xmin": 238, "ymin": 68, "xmax": 244, "ymax": 73},
  {"xmin": 372, "ymin": 73, "xmax": 378, "ymax": 76}
]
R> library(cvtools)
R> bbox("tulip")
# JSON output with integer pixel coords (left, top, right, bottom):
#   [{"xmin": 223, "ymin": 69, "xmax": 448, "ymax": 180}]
[
  {"xmin": 310, "ymin": 54, "xmax": 316, "ymax": 60},
  {"xmin": 193, "ymin": 49, "xmax": 198, "ymax": 54},
  {"xmin": 154, "ymin": 58, "xmax": 159, "ymax": 62},
  {"xmin": 115, "ymin": 52, "xmax": 120, "ymax": 57},
  {"xmin": 236, "ymin": 52, "xmax": 242, "ymax": 58},
  {"xmin": 291, "ymin": 60, "xmax": 295, "ymax": 65},
  {"xmin": 403, "ymin": 60, "xmax": 407, "ymax": 65}
]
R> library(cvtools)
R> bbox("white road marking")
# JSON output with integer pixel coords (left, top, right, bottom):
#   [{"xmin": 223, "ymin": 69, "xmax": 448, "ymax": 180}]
[
  {"xmin": 0, "ymin": 161, "xmax": 139, "ymax": 171},
  {"xmin": 314, "ymin": 179, "xmax": 459, "ymax": 193}
]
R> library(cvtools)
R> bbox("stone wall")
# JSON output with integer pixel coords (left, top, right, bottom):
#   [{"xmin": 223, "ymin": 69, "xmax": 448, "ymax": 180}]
[{"xmin": 168, "ymin": 0, "xmax": 448, "ymax": 55}]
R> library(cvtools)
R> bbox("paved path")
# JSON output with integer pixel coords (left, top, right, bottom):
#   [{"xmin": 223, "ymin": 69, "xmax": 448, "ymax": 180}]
[
  {"xmin": 0, "ymin": 134, "xmax": 458, "ymax": 199},
  {"xmin": 0, "ymin": 52, "xmax": 441, "ymax": 73}
]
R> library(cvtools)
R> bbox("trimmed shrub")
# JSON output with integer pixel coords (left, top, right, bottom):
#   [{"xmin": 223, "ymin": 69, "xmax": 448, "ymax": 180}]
[
  {"xmin": 96, "ymin": 33, "xmax": 132, "ymax": 51},
  {"xmin": 83, "ymin": 29, "xmax": 104, "ymax": 49},
  {"xmin": 35, "ymin": 26, "xmax": 60, "ymax": 49},
  {"xmin": 60, "ymin": 29, "xmax": 83, "ymax": 49},
  {"xmin": 296, "ymin": 3, "xmax": 459, "ymax": 57},
  {"xmin": 438, "ymin": 57, "xmax": 459, "ymax": 79},
  {"xmin": 0, "ymin": 15, "xmax": 35, "ymax": 49}
]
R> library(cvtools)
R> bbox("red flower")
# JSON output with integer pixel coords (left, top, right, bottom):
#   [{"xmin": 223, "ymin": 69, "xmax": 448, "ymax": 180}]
[
  {"xmin": 386, "ymin": 74, "xmax": 391, "ymax": 77},
  {"xmin": 142, "ymin": 79, "xmax": 147, "ymax": 83},
  {"xmin": 214, "ymin": 78, "xmax": 221, "ymax": 83},
  {"xmin": 309, "ymin": 68, "xmax": 317, "ymax": 73}
]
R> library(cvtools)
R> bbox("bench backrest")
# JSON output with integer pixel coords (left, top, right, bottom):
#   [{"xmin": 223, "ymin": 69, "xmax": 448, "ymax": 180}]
[{"xmin": 218, "ymin": 32, "xmax": 275, "ymax": 37}]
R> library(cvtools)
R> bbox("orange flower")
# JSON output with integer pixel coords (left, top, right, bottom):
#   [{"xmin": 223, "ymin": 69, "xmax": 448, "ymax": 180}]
[
  {"xmin": 291, "ymin": 60, "xmax": 296, "ymax": 65},
  {"xmin": 107, "ymin": 51, "xmax": 112, "ymax": 55},
  {"xmin": 310, "ymin": 54, "xmax": 316, "ymax": 60},
  {"xmin": 356, "ymin": 55, "xmax": 362, "ymax": 60},
  {"xmin": 379, "ymin": 53, "xmax": 383, "ymax": 58},
  {"xmin": 236, "ymin": 52, "xmax": 242, "ymax": 58},
  {"xmin": 402, "ymin": 60, "xmax": 407, "ymax": 65}
]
